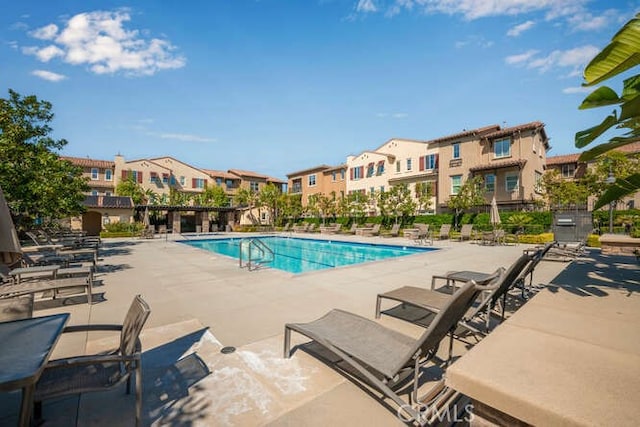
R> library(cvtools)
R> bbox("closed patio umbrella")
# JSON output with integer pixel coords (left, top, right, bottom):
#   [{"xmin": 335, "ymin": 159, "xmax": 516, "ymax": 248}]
[
  {"xmin": 490, "ymin": 196, "xmax": 501, "ymax": 228},
  {"xmin": 0, "ymin": 185, "xmax": 22, "ymax": 266},
  {"xmin": 143, "ymin": 206, "xmax": 150, "ymax": 227}
]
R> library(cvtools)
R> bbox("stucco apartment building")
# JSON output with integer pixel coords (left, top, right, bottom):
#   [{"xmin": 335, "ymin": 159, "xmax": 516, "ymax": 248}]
[
  {"xmin": 546, "ymin": 141, "xmax": 640, "ymax": 210},
  {"xmin": 333, "ymin": 121, "xmax": 549, "ymax": 214},
  {"xmin": 286, "ymin": 164, "xmax": 348, "ymax": 208},
  {"xmin": 63, "ymin": 154, "xmax": 285, "ymax": 232}
]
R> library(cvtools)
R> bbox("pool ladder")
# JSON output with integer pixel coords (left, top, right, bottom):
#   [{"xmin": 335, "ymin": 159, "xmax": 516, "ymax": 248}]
[{"xmin": 239, "ymin": 238, "xmax": 274, "ymax": 271}]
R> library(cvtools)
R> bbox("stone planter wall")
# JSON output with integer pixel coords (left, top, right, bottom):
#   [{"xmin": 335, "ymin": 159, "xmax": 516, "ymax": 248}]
[{"xmin": 599, "ymin": 234, "xmax": 640, "ymax": 256}]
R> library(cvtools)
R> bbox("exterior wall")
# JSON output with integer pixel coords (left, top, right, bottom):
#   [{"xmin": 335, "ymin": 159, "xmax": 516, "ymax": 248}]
[
  {"xmin": 321, "ymin": 166, "xmax": 347, "ymax": 201},
  {"xmin": 116, "ymin": 158, "xmax": 173, "ymax": 197},
  {"xmin": 346, "ymin": 139, "xmax": 437, "ymax": 214},
  {"xmin": 436, "ymin": 124, "xmax": 548, "ymax": 212},
  {"xmin": 62, "ymin": 157, "xmax": 116, "ymax": 196},
  {"xmin": 149, "ymin": 157, "xmax": 211, "ymax": 195},
  {"xmin": 205, "ymin": 171, "xmax": 241, "ymax": 199}
]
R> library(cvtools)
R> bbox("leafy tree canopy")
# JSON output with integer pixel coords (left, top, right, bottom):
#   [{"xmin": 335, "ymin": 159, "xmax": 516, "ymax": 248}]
[
  {"xmin": 115, "ymin": 176, "xmax": 147, "ymax": 205},
  {"xmin": 447, "ymin": 176, "xmax": 484, "ymax": 229},
  {"xmin": 0, "ymin": 89, "xmax": 88, "ymax": 229}
]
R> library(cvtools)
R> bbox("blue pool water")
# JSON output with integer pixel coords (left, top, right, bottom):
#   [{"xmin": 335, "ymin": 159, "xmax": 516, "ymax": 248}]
[{"xmin": 181, "ymin": 236, "xmax": 435, "ymax": 274}]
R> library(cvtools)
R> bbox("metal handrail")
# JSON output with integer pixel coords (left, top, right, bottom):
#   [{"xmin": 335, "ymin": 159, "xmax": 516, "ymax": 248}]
[{"xmin": 239, "ymin": 238, "xmax": 274, "ymax": 271}]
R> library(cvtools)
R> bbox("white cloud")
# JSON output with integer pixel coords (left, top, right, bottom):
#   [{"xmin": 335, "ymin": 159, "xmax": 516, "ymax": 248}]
[
  {"xmin": 392, "ymin": 113, "xmax": 408, "ymax": 118},
  {"xmin": 566, "ymin": 9, "xmax": 620, "ymax": 32},
  {"xmin": 507, "ymin": 20, "xmax": 535, "ymax": 37},
  {"xmin": 356, "ymin": 0, "xmax": 378, "ymax": 13},
  {"xmin": 23, "ymin": 45, "xmax": 64, "ymax": 62},
  {"xmin": 356, "ymin": 0, "xmax": 589, "ymax": 20},
  {"xmin": 31, "ymin": 69, "xmax": 67, "ymax": 82},
  {"xmin": 504, "ymin": 50, "xmax": 538, "ymax": 65},
  {"xmin": 455, "ymin": 35, "xmax": 493, "ymax": 49},
  {"xmin": 506, "ymin": 45, "xmax": 598, "ymax": 75},
  {"xmin": 155, "ymin": 133, "xmax": 216, "ymax": 143},
  {"xmin": 562, "ymin": 86, "xmax": 591, "ymax": 94},
  {"xmin": 30, "ymin": 24, "xmax": 58, "ymax": 40},
  {"xmin": 21, "ymin": 9, "xmax": 185, "ymax": 76}
]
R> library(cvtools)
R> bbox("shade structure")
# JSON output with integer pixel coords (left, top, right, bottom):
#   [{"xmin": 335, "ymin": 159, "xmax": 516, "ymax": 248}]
[
  {"xmin": 490, "ymin": 196, "xmax": 501, "ymax": 228},
  {"xmin": 0, "ymin": 185, "xmax": 22, "ymax": 266}
]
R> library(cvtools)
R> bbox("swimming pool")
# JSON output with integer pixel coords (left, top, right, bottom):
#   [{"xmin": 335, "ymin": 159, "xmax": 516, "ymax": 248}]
[{"xmin": 181, "ymin": 236, "xmax": 435, "ymax": 274}]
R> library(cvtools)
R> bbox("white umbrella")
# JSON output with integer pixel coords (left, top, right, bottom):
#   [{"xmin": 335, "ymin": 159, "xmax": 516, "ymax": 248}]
[
  {"xmin": 0, "ymin": 185, "xmax": 22, "ymax": 266},
  {"xmin": 490, "ymin": 196, "xmax": 501, "ymax": 228},
  {"xmin": 143, "ymin": 206, "xmax": 150, "ymax": 227}
]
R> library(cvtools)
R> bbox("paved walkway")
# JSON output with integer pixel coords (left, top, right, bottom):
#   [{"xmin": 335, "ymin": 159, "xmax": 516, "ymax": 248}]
[{"xmin": 1, "ymin": 233, "xmax": 574, "ymax": 425}]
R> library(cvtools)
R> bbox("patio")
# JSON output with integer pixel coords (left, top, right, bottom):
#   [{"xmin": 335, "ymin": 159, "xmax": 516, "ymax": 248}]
[{"xmin": 0, "ymin": 233, "xmax": 637, "ymax": 426}]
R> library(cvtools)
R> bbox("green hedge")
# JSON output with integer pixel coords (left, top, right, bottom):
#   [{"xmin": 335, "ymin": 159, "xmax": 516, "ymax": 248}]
[
  {"xmin": 516, "ymin": 233, "xmax": 554, "ymax": 244},
  {"xmin": 100, "ymin": 231, "xmax": 138, "ymax": 238},
  {"xmin": 587, "ymin": 234, "xmax": 601, "ymax": 248}
]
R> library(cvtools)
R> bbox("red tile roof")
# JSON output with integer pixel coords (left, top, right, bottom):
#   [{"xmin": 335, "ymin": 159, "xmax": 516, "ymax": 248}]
[
  {"xmin": 483, "ymin": 121, "xmax": 545, "ymax": 140},
  {"xmin": 61, "ymin": 156, "xmax": 114, "ymax": 169},
  {"xmin": 546, "ymin": 153, "xmax": 580, "ymax": 165},
  {"xmin": 202, "ymin": 169, "xmax": 239, "ymax": 180},
  {"xmin": 429, "ymin": 124, "xmax": 500, "ymax": 144},
  {"xmin": 286, "ymin": 165, "xmax": 332, "ymax": 178},
  {"xmin": 469, "ymin": 159, "xmax": 527, "ymax": 172}
]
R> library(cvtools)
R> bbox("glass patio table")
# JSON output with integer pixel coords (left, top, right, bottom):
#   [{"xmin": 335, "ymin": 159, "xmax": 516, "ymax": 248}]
[{"xmin": 0, "ymin": 313, "xmax": 69, "ymax": 427}]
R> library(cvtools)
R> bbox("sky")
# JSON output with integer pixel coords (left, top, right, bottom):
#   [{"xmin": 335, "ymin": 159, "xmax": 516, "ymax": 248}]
[{"xmin": 1, "ymin": 0, "xmax": 638, "ymax": 180}]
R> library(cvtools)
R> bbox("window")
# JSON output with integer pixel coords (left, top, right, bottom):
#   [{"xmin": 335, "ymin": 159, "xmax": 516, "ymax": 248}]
[
  {"xmin": 494, "ymin": 138, "xmax": 511, "ymax": 158},
  {"xmin": 452, "ymin": 143, "xmax": 460, "ymax": 159},
  {"xmin": 91, "ymin": 168, "xmax": 99, "ymax": 180},
  {"xmin": 535, "ymin": 171, "xmax": 543, "ymax": 193},
  {"xmin": 91, "ymin": 190, "xmax": 98, "ymax": 196},
  {"xmin": 225, "ymin": 179, "xmax": 234, "ymax": 188},
  {"xmin": 105, "ymin": 169, "xmax": 112, "ymax": 181},
  {"xmin": 291, "ymin": 179, "xmax": 302, "ymax": 193},
  {"xmin": 366, "ymin": 163, "xmax": 375, "ymax": 177},
  {"xmin": 505, "ymin": 174, "xmax": 519, "ymax": 192},
  {"xmin": 485, "ymin": 174, "xmax": 495, "ymax": 192},
  {"xmin": 340, "ymin": 169, "xmax": 345, "ymax": 180},
  {"xmin": 149, "ymin": 172, "xmax": 158, "ymax": 183},
  {"xmin": 406, "ymin": 158, "xmax": 412, "ymax": 171},
  {"xmin": 170, "ymin": 176, "xmax": 176, "ymax": 185},
  {"xmin": 451, "ymin": 175, "xmax": 462, "ymax": 195},
  {"xmin": 561, "ymin": 164, "xmax": 576, "ymax": 178},
  {"xmin": 250, "ymin": 181, "xmax": 259, "ymax": 192},
  {"xmin": 105, "ymin": 191, "xmax": 112, "ymax": 196},
  {"xmin": 426, "ymin": 154, "xmax": 436, "ymax": 170},
  {"xmin": 216, "ymin": 177, "xmax": 223, "ymax": 186},
  {"xmin": 308, "ymin": 174, "xmax": 316, "ymax": 186},
  {"xmin": 379, "ymin": 186, "xmax": 385, "ymax": 192},
  {"xmin": 180, "ymin": 176, "xmax": 185, "ymax": 186},
  {"xmin": 193, "ymin": 178, "xmax": 206, "ymax": 189},
  {"xmin": 396, "ymin": 161, "xmax": 401, "ymax": 173},
  {"xmin": 376, "ymin": 161, "xmax": 384, "ymax": 175},
  {"xmin": 370, "ymin": 187, "xmax": 375, "ymax": 195},
  {"xmin": 162, "ymin": 173, "xmax": 169, "ymax": 184},
  {"xmin": 332, "ymin": 171, "xmax": 336, "ymax": 182},
  {"xmin": 352, "ymin": 166, "xmax": 363, "ymax": 180}
]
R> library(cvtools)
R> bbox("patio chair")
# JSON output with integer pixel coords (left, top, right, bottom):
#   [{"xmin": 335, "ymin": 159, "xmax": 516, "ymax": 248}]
[
  {"xmin": 34, "ymin": 295, "xmax": 151, "ymax": 427},
  {"xmin": 381, "ymin": 223, "xmax": 401, "ymax": 238},
  {"xmin": 433, "ymin": 224, "xmax": 451, "ymax": 240},
  {"xmin": 0, "ymin": 294, "xmax": 33, "ymax": 321},
  {"xmin": 284, "ymin": 281, "xmax": 482, "ymax": 425},
  {"xmin": 362, "ymin": 223, "xmax": 381, "ymax": 237},
  {"xmin": 376, "ymin": 252, "xmax": 534, "ymax": 336},
  {"xmin": 343, "ymin": 223, "xmax": 358, "ymax": 235},
  {"xmin": 457, "ymin": 224, "xmax": 474, "ymax": 242}
]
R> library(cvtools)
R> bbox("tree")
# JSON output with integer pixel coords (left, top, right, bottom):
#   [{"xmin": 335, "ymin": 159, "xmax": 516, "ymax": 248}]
[
  {"xmin": 197, "ymin": 185, "xmax": 229, "ymax": 207},
  {"xmin": 447, "ymin": 175, "xmax": 484, "ymax": 229},
  {"xmin": 575, "ymin": 13, "xmax": 640, "ymax": 209},
  {"xmin": 258, "ymin": 183, "xmax": 280, "ymax": 225},
  {"xmin": 541, "ymin": 170, "xmax": 593, "ymax": 207},
  {"xmin": 378, "ymin": 184, "xmax": 416, "ymax": 224},
  {"xmin": 278, "ymin": 193, "xmax": 303, "ymax": 224},
  {"xmin": 0, "ymin": 89, "xmax": 88, "ymax": 229},
  {"xmin": 235, "ymin": 187, "xmax": 260, "ymax": 224},
  {"xmin": 414, "ymin": 181, "xmax": 434, "ymax": 213},
  {"xmin": 116, "ymin": 176, "xmax": 147, "ymax": 205},
  {"xmin": 316, "ymin": 193, "xmax": 336, "ymax": 225}
]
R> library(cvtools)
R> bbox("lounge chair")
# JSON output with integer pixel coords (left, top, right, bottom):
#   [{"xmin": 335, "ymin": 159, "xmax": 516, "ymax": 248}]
[
  {"xmin": 376, "ymin": 252, "xmax": 534, "ymax": 336},
  {"xmin": 0, "ymin": 294, "xmax": 33, "ymax": 321},
  {"xmin": 381, "ymin": 223, "xmax": 401, "ymax": 238},
  {"xmin": 284, "ymin": 281, "xmax": 482, "ymax": 425},
  {"xmin": 433, "ymin": 224, "xmax": 451, "ymax": 240},
  {"xmin": 293, "ymin": 223, "xmax": 309, "ymax": 233},
  {"xmin": 0, "ymin": 265, "xmax": 95, "ymax": 305},
  {"xmin": 543, "ymin": 239, "xmax": 587, "ymax": 261},
  {"xmin": 457, "ymin": 224, "xmax": 474, "ymax": 242},
  {"xmin": 305, "ymin": 223, "xmax": 318, "ymax": 233},
  {"xmin": 362, "ymin": 223, "xmax": 381, "ymax": 237},
  {"xmin": 342, "ymin": 223, "xmax": 357, "ymax": 235},
  {"xmin": 34, "ymin": 295, "xmax": 151, "ymax": 426}
]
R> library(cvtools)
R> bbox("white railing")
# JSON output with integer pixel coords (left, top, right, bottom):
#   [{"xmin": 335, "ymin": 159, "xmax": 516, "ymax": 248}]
[{"xmin": 239, "ymin": 238, "xmax": 274, "ymax": 271}]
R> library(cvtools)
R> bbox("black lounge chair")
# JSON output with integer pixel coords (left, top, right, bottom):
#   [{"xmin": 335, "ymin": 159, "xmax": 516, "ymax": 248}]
[
  {"xmin": 376, "ymin": 252, "xmax": 535, "ymax": 336},
  {"xmin": 284, "ymin": 281, "xmax": 481, "ymax": 425}
]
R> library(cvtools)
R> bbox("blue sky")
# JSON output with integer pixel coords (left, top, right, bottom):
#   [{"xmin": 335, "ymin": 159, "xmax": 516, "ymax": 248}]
[{"xmin": 2, "ymin": 1, "xmax": 637, "ymax": 179}]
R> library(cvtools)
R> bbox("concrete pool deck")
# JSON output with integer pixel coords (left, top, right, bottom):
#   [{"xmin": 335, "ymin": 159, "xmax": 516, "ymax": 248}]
[{"xmin": 2, "ymin": 232, "xmax": 633, "ymax": 425}]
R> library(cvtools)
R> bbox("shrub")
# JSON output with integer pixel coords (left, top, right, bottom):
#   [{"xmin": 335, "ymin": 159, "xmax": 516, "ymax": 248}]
[
  {"xmin": 516, "ymin": 233, "xmax": 554, "ymax": 244},
  {"xmin": 104, "ymin": 222, "xmax": 143, "ymax": 233},
  {"xmin": 100, "ymin": 231, "xmax": 138, "ymax": 238},
  {"xmin": 587, "ymin": 234, "xmax": 601, "ymax": 248}
]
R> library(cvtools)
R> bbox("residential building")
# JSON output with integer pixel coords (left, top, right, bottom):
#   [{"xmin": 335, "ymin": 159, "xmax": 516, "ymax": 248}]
[
  {"xmin": 432, "ymin": 122, "xmax": 549, "ymax": 212},
  {"xmin": 546, "ymin": 141, "xmax": 640, "ymax": 210},
  {"xmin": 286, "ymin": 164, "xmax": 347, "ymax": 207},
  {"xmin": 346, "ymin": 138, "xmax": 439, "ymax": 214},
  {"xmin": 228, "ymin": 169, "xmax": 286, "ymax": 194},
  {"xmin": 202, "ymin": 169, "xmax": 242, "ymax": 200},
  {"xmin": 61, "ymin": 156, "xmax": 116, "ymax": 196}
]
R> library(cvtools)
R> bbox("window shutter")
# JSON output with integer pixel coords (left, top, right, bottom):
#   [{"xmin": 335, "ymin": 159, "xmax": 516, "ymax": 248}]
[
  {"xmin": 350, "ymin": 168, "xmax": 354, "ymax": 180},
  {"xmin": 192, "ymin": 178, "xmax": 197, "ymax": 188},
  {"xmin": 204, "ymin": 179, "xmax": 208, "ymax": 187},
  {"xmin": 431, "ymin": 181, "xmax": 437, "ymax": 196},
  {"xmin": 419, "ymin": 156, "xmax": 425, "ymax": 171},
  {"xmin": 137, "ymin": 171, "xmax": 143, "ymax": 183},
  {"xmin": 435, "ymin": 154, "xmax": 439, "ymax": 169},
  {"xmin": 359, "ymin": 166, "xmax": 363, "ymax": 177},
  {"xmin": 122, "ymin": 170, "xmax": 128, "ymax": 179}
]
